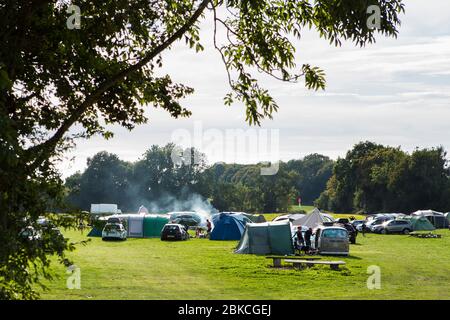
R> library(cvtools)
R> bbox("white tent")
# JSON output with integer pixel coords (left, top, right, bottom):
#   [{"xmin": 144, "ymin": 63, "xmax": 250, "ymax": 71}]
[
  {"xmin": 411, "ymin": 210, "xmax": 444, "ymax": 217},
  {"xmin": 272, "ymin": 213, "xmax": 305, "ymax": 223},
  {"xmin": 292, "ymin": 208, "xmax": 334, "ymax": 228},
  {"xmin": 138, "ymin": 205, "xmax": 149, "ymax": 215}
]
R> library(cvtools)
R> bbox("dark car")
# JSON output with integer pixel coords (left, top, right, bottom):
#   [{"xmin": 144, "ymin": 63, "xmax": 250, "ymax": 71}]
[
  {"xmin": 161, "ymin": 224, "xmax": 190, "ymax": 241},
  {"xmin": 335, "ymin": 218, "xmax": 350, "ymax": 224},
  {"xmin": 336, "ymin": 222, "xmax": 357, "ymax": 244}
]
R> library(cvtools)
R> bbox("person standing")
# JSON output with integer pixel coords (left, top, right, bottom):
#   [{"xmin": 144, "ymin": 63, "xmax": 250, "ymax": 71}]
[
  {"xmin": 361, "ymin": 222, "xmax": 367, "ymax": 237},
  {"xmin": 296, "ymin": 226, "xmax": 305, "ymax": 254},
  {"xmin": 304, "ymin": 227, "xmax": 313, "ymax": 254},
  {"xmin": 206, "ymin": 219, "xmax": 212, "ymax": 235}
]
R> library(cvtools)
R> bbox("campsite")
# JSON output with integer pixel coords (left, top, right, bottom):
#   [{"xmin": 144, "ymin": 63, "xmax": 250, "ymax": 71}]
[
  {"xmin": 38, "ymin": 206, "xmax": 450, "ymax": 300},
  {"xmin": 4, "ymin": 0, "xmax": 450, "ymax": 305}
]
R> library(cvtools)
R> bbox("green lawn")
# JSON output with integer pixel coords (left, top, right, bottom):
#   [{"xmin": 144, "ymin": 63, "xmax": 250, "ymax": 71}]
[{"xmin": 39, "ymin": 229, "xmax": 450, "ymax": 300}]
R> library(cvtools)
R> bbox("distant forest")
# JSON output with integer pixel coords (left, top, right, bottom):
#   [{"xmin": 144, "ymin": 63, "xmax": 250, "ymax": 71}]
[{"xmin": 65, "ymin": 142, "xmax": 450, "ymax": 214}]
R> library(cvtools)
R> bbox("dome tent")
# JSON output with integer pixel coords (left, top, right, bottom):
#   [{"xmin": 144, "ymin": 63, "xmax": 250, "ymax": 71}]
[
  {"xmin": 403, "ymin": 215, "xmax": 435, "ymax": 231},
  {"xmin": 411, "ymin": 210, "xmax": 449, "ymax": 229},
  {"xmin": 272, "ymin": 213, "xmax": 305, "ymax": 223},
  {"xmin": 232, "ymin": 212, "xmax": 266, "ymax": 223},
  {"xmin": 235, "ymin": 220, "xmax": 294, "ymax": 255},
  {"xmin": 210, "ymin": 212, "xmax": 251, "ymax": 240}
]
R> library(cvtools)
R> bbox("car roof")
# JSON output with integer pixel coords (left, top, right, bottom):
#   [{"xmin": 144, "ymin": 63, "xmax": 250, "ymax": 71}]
[{"xmin": 317, "ymin": 225, "xmax": 347, "ymax": 231}]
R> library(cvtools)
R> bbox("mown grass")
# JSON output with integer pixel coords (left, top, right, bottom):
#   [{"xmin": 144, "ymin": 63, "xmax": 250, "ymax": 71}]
[{"xmin": 39, "ymin": 228, "xmax": 450, "ymax": 300}]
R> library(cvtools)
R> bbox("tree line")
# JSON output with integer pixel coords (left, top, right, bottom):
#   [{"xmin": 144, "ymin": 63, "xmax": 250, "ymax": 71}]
[
  {"xmin": 316, "ymin": 141, "xmax": 450, "ymax": 214},
  {"xmin": 66, "ymin": 141, "xmax": 450, "ymax": 215},
  {"xmin": 65, "ymin": 144, "xmax": 334, "ymax": 213}
]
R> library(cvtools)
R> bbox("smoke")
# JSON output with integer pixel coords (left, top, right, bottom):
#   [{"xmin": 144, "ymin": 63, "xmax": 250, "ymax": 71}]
[
  {"xmin": 145, "ymin": 193, "xmax": 218, "ymax": 224},
  {"xmin": 123, "ymin": 184, "xmax": 218, "ymax": 226}
]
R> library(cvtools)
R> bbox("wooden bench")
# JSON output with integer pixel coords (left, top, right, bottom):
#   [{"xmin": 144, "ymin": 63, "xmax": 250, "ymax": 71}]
[
  {"xmin": 284, "ymin": 259, "xmax": 346, "ymax": 270},
  {"xmin": 266, "ymin": 256, "xmax": 321, "ymax": 268}
]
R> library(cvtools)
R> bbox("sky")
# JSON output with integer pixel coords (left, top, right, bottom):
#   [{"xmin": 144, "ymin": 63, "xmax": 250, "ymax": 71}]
[{"xmin": 59, "ymin": 1, "xmax": 450, "ymax": 178}]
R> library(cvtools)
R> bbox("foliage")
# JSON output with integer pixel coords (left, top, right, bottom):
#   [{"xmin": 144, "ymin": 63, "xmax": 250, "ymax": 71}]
[
  {"xmin": 316, "ymin": 142, "xmax": 450, "ymax": 213},
  {"xmin": 65, "ymin": 149, "xmax": 332, "ymax": 214}
]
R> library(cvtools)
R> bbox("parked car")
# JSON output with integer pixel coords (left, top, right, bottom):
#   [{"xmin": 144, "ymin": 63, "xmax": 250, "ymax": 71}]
[
  {"xmin": 311, "ymin": 226, "xmax": 349, "ymax": 256},
  {"xmin": 336, "ymin": 222, "xmax": 357, "ymax": 244},
  {"xmin": 161, "ymin": 223, "xmax": 190, "ymax": 241},
  {"xmin": 372, "ymin": 220, "xmax": 413, "ymax": 234},
  {"xmin": 351, "ymin": 220, "xmax": 366, "ymax": 231},
  {"xmin": 335, "ymin": 218, "xmax": 350, "ymax": 224},
  {"xmin": 367, "ymin": 217, "xmax": 392, "ymax": 232},
  {"xmin": 102, "ymin": 223, "xmax": 127, "ymax": 240}
]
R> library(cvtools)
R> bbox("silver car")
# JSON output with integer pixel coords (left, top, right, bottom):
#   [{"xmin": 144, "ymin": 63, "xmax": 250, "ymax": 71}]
[
  {"xmin": 102, "ymin": 223, "xmax": 127, "ymax": 240},
  {"xmin": 373, "ymin": 220, "xmax": 413, "ymax": 234}
]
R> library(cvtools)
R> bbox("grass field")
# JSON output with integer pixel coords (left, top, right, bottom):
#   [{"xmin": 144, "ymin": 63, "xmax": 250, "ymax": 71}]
[{"xmin": 39, "ymin": 228, "xmax": 450, "ymax": 300}]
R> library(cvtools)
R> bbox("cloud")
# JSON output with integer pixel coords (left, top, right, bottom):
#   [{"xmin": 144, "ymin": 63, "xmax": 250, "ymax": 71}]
[{"xmin": 60, "ymin": 2, "xmax": 450, "ymax": 178}]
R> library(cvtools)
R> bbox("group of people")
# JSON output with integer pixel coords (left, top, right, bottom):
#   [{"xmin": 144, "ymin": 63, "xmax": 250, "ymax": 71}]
[
  {"xmin": 294, "ymin": 226, "xmax": 314, "ymax": 255},
  {"xmin": 194, "ymin": 219, "xmax": 212, "ymax": 238}
]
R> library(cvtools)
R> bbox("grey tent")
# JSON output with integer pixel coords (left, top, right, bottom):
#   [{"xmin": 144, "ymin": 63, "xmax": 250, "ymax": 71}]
[
  {"xmin": 292, "ymin": 208, "xmax": 334, "ymax": 227},
  {"xmin": 272, "ymin": 213, "xmax": 305, "ymax": 223},
  {"xmin": 234, "ymin": 212, "xmax": 266, "ymax": 223},
  {"xmin": 411, "ymin": 210, "xmax": 449, "ymax": 229},
  {"xmin": 235, "ymin": 220, "xmax": 294, "ymax": 255}
]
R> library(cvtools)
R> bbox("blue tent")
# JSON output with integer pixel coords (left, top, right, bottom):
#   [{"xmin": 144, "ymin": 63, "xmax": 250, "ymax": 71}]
[{"xmin": 210, "ymin": 212, "xmax": 251, "ymax": 240}]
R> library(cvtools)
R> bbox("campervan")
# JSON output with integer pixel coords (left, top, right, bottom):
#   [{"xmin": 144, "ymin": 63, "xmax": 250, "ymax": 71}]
[{"xmin": 311, "ymin": 226, "xmax": 349, "ymax": 256}]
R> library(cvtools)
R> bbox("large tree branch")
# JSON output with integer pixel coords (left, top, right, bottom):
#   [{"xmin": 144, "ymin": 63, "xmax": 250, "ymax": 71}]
[{"xmin": 26, "ymin": 0, "xmax": 210, "ymax": 170}]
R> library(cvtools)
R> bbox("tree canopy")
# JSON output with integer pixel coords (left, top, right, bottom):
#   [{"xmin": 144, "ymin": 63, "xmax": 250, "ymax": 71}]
[{"xmin": 316, "ymin": 142, "xmax": 450, "ymax": 213}]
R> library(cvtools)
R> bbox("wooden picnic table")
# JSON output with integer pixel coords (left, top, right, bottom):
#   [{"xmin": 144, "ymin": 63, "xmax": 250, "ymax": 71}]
[
  {"xmin": 266, "ymin": 255, "xmax": 321, "ymax": 268},
  {"xmin": 284, "ymin": 259, "xmax": 346, "ymax": 270}
]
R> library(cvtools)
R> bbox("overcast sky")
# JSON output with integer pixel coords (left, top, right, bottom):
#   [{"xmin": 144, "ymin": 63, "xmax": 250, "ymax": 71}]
[{"xmin": 59, "ymin": 1, "xmax": 450, "ymax": 178}]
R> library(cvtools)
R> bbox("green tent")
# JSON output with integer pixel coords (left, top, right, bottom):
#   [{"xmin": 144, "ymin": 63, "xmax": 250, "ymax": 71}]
[
  {"xmin": 143, "ymin": 215, "xmax": 170, "ymax": 237},
  {"xmin": 87, "ymin": 227, "xmax": 102, "ymax": 237},
  {"xmin": 405, "ymin": 216, "xmax": 435, "ymax": 231},
  {"xmin": 235, "ymin": 220, "xmax": 294, "ymax": 255}
]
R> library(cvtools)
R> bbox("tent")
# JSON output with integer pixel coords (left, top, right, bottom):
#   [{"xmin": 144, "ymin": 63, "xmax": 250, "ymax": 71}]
[
  {"xmin": 272, "ymin": 213, "xmax": 305, "ymax": 223},
  {"xmin": 235, "ymin": 220, "xmax": 294, "ymax": 255},
  {"xmin": 233, "ymin": 212, "xmax": 266, "ymax": 223},
  {"xmin": 292, "ymin": 208, "xmax": 334, "ymax": 228},
  {"xmin": 138, "ymin": 205, "xmax": 149, "ymax": 214},
  {"xmin": 411, "ymin": 210, "xmax": 449, "ymax": 229},
  {"xmin": 143, "ymin": 215, "xmax": 170, "ymax": 237},
  {"xmin": 88, "ymin": 213, "xmax": 170, "ymax": 238},
  {"xmin": 127, "ymin": 215, "xmax": 144, "ymax": 237},
  {"xmin": 210, "ymin": 212, "xmax": 251, "ymax": 240},
  {"xmin": 404, "ymin": 216, "xmax": 435, "ymax": 231},
  {"xmin": 446, "ymin": 213, "xmax": 450, "ymax": 225}
]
